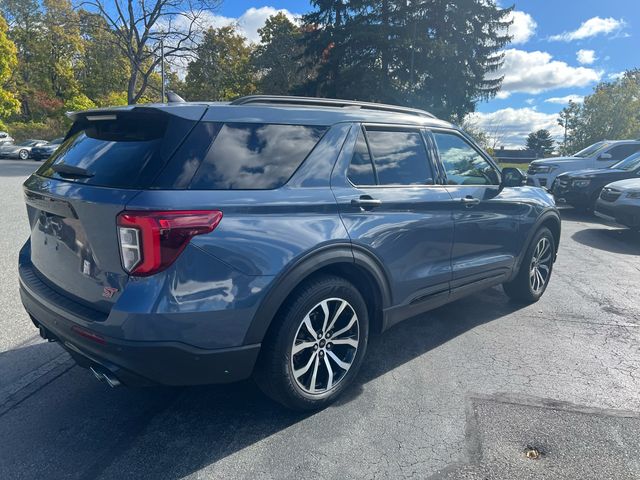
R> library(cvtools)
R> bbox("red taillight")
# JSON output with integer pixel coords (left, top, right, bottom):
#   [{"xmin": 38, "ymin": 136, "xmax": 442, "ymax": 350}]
[{"xmin": 116, "ymin": 210, "xmax": 223, "ymax": 276}]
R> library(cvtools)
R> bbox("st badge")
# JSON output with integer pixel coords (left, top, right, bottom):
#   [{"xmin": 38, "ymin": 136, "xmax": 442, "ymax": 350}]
[{"xmin": 102, "ymin": 287, "xmax": 118, "ymax": 299}]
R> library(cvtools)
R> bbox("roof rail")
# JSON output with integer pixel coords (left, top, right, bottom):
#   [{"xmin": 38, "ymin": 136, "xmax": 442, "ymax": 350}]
[{"xmin": 230, "ymin": 95, "xmax": 436, "ymax": 119}]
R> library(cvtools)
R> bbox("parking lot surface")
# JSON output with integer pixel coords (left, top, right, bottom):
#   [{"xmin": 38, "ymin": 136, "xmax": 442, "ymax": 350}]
[{"xmin": 1, "ymin": 160, "xmax": 639, "ymax": 479}]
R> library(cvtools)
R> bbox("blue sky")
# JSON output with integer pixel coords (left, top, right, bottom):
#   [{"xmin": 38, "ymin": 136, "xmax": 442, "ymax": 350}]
[{"xmin": 211, "ymin": 1, "xmax": 640, "ymax": 147}]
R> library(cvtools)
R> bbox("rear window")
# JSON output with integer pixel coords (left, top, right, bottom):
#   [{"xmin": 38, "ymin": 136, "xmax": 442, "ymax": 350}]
[
  {"xmin": 188, "ymin": 123, "xmax": 327, "ymax": 190},
  {"xmin": 37, "ymin": 112, "xmax": 195, "ymax": 189}
]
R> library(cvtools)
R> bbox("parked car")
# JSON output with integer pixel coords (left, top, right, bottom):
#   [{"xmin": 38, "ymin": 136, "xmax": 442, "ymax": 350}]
[
  {"xmin": 0, "ymin": 131, "xmax": 14, "ymax": 145},
  {"xmin": 595, "ymin": 178, "xmax": 640, "ymax": 230},
  {"xmin": 552, "ymin": 151, "xmax": 640, "ymax": 211},
  {"xmin": 30, "ymin": 137, "xmax": 64, "ymax": 161},
  {"xmin": 19, "ymin": 96, "xmax": 561, "ymax": 410},
  {"xmin": 527, "ymin": 140, "xmax": 640, "ymax": 189},
  {"xmin": 0, "ymin": 139, "xmax": 49, "ymax": 160}
]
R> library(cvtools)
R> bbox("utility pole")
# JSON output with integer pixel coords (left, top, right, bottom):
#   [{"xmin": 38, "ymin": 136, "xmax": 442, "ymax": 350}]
[{"xmin": 160, "ymin": 38, "xmax": 165, "ymax": 103}]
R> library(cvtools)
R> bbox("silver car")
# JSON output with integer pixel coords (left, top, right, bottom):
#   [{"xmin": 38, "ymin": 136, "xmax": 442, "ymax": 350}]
[
  {"xmin": 595, "ymin": 178, "xmax": 640, "ymax": 230},
  {"xmin": 0, "ymin": 139, "xmax": 49, "ymax": 160},
  {"xmin": 0, "ymin": 131, "xmax": 14, "ymax": 144}
]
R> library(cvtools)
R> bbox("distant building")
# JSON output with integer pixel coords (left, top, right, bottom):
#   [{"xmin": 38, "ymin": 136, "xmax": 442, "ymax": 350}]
[{"xmin": 494, "ymin": 147, "xmax": 539, "ymax": 164}]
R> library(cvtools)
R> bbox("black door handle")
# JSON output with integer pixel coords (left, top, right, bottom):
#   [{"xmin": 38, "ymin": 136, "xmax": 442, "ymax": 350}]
[
  {"xmin": 461, "ymin": 196, "xmax": 480, "ymax": 207},
  {"xmin": 351, "ymin": 195, "xmax": 382, "ymax": 210}
]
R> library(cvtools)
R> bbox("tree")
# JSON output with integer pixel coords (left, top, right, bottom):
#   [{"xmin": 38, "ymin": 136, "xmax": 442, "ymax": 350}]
[
  {"xmin": 0, "ymin": 13, "xmax": 20, "ymax": 119},
  {"xmin": 557, "ymin": 71, "xmax": 640, "ymax": 153},
  {"xmin": 77, "ymin": 10, "xmax": 130, "ymax": 104},
  {"xmin": 299, "ymin": 0, "xmax": 512, "ymax": 120},
  {"xmin": 184, "ymin": 26, "xmax": 255, "ymax": 101},
  {"xmin": 80, "ymin": 0, "xmax": 222, "ymax": 104},
  {"xmin": 252, "ymin": 13, "xmax": 307, "ymax": 95},
  {"xmin": 0, "ymin": 0, "xmax": 46, "ymax": 118},
  {"xmin": 557, "ymin": 100, "xmax": 582, "ymax": 155},
  {"xmin": 40, "ymin": 0, "xmax": 83, "ymax": 100},
  {"xmin": 526, "ymin": 129, "xmax": 554, "ymax": 157}
]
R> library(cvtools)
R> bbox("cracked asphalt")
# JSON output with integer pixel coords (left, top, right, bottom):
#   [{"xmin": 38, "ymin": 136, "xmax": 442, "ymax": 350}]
[{"xmin": 1, "ymin": 160, "xmax": 639, "ymax": 479}]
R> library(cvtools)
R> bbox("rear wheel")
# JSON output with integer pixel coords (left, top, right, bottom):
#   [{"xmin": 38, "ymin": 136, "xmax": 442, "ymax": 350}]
[
  {"xmin": 503, "ymin": 227, "xmax": 555, "ymax": 303},
  {"xmin": 18, "ymin": 149, "xmax": 29, "ymax": 160},
  {"xmin": 255, "ymin": 275, "xmax": 369, "ymax": 410}
]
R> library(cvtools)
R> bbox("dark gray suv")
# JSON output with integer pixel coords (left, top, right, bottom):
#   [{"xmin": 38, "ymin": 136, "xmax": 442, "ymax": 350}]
[{"xmin": 19, "ymin": 96, "xmax": 561, "ymax": 410}]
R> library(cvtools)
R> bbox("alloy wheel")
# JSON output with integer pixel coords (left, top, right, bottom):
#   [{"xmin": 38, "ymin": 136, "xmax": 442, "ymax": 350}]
[
  {"xmin": 290, "ymin": 298, "xmax": 359, "ymax": 395},
  {"xmin": 529, "ymin": 237, "xmax": 552, "ymax": 293}
]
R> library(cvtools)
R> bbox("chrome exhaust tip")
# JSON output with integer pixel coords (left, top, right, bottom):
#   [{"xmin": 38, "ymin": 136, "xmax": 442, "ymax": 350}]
[{"xmin": 90, "ymin": 366, "xmax": 121, "ymax": 388}]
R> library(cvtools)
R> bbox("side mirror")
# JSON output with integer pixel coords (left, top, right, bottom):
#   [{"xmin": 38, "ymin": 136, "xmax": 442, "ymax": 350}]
[
  {"xmin": 598, "ymin": 153, "xmax": 612, "ymax": 160},
  {"xmin": 501, "ymin": 167, "xmax": 526, "ymax": 187}
]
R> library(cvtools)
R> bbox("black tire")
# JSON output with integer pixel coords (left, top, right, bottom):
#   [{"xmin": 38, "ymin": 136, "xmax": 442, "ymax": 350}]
[
  {"xmin": 503, "ymin": 227, "xmax": 555, "ymax": 304},
  {"xmin": 18, "ymin": 149, "xmax": 29, "ymax": 160},
  {"xmin": 254, "ymin": 275, "xmax": 369, "ymax": 410}
]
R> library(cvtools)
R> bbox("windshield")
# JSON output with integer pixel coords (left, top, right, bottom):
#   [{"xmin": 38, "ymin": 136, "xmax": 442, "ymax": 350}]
[
  {"xmin": 51, "ymin": 138, "xmax": 64, "ymax": 144},
  {"xmin": 573, "ymin": 142, "xmax": 611, "ymax": 158},
  {"xmin": 17, "ymin": 141, "xmax": 35, "ymax": 146},
  {"xmin": 611, "ymin": 152, "xmax": 640, "ymax": 171}
]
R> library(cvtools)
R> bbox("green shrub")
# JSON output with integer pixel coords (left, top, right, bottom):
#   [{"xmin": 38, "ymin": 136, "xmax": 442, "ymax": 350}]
[{"xmin": 4, "ymin": 119, "xmax": 69, "ymax": 142}]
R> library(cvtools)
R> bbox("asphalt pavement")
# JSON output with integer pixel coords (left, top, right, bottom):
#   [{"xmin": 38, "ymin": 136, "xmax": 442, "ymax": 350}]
[{"xmin": 0, "ymin": 159, "xmax": 639, "ymax": 479}]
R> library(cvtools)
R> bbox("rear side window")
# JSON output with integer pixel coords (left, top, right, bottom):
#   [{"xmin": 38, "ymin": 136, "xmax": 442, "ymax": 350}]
[
  {"xmin": 365, "ymin": 128, "xmax": 433, "ymax": 185},
  {"xmin": 38, "ymin": 112, "xmax": 195, "ymax": 189},
  {"xmin": 605, "ymin": 144, "xmax": 640, "ymax": 161},
  {"xmin": 189, "ymin": 123, "xmax": 327, "ymax": 190}
]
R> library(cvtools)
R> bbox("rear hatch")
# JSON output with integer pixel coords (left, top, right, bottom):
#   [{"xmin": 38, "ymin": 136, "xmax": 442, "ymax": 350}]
[{"xmin": 23, "ymin": 106, "xmax": 206, "ymax": 313}]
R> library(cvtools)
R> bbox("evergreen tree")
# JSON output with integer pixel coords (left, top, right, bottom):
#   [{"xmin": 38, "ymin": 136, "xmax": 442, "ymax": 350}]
[
  {"xmin": 526, "ymin": 129, "xmax": 555, "ymax": 157},
  {"xmin": 252, "ymin": 13, "xmax": 307, "ymax": 95},
  {"xmin": 299, "ymin": 0, "xmax": 512, "ymax": 120}
]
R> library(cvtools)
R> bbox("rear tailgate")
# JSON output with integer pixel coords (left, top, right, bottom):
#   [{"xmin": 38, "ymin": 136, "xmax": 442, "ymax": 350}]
[{"xmin": 23, "ymin": 105, "xmax": 207, "ymax": 313}]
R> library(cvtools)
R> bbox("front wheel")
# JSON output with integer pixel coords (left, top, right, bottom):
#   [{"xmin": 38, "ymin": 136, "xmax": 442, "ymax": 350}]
[
  {"xmin": 255, "ymin": 275, "xmax": 369, "ymax": 410},
  {"xmin": 18, "ymin": 149, "xmax": 29, "ymax": 160},
  {"xmin": 503, "ymin": 227, "xmax": 555, "ymax": 303}
]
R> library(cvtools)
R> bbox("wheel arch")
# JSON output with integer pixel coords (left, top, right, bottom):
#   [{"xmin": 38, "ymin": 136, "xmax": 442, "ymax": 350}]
[
  {"xmin": 243, "ymin": 244, "xmax": 392, "ymax": 345},
  {"xmin": 513, "ymin": 210, "xmax": 561, "ymax": 276}
]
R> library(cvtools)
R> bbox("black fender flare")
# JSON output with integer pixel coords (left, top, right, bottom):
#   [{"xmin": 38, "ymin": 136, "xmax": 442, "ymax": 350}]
[
  {"xmin": 513, "ymin": 209, "xmax": 561, "ymax": 276},
  {"xmin": 243, "ymin": 243, "xmax": 392, "ymax": 345}
]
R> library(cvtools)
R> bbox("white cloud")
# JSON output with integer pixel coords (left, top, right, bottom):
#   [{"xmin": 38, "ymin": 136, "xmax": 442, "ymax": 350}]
[
  {"xmin": 607, "ymin": 71, "xmax": 626, "ymax": 81},
  {"xmin": 466, "ymin": 108, "xmax": 563, "ymax": 148},
  {"xmin": 525, "ymin": 98, "xmax": 535, "ymax": 105},
  {"xmin": 544, "ymin": 95, "xmax": 584, "ymax": 105},
  {"xmin": 505, "ymin": 11, "xmax": 537, "ymax": 44},
  {"xmin": 492, "ymin": 49, "xmax": 602, "ymax": 98},
  {"xmin": 549, "ymin": 17, "xmax": 626, "ymax": 42},
  {"xmin": 576, "ymin": 49, "xmax": 596, "ymax": 65},
  {"xmin": 194, "ymin": 7, "xmax": 299, "ymax": 43}
]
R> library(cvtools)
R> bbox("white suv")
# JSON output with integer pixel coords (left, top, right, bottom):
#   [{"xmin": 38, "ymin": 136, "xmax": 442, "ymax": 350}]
[{"xmin": 527, "ymin": 140, "xmax": 640, "ymax": 189}]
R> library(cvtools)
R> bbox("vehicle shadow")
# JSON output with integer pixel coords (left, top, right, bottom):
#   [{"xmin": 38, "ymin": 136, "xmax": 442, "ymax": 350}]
[
  {"xmin": 571, "ymin": 227, "xmax": 640, "ymax": 255},
  {"xmin": 0, "ymin": 287, "xmax": 526, "ymax": 479}
]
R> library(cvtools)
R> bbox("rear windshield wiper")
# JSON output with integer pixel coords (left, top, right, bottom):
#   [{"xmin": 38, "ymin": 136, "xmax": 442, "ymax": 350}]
[{"xmin": 51, "ymin": 163, "xmax": 94, "ymax": 178}]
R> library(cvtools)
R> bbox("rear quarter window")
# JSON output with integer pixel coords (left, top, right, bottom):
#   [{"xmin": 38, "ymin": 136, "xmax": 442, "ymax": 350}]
[{"xmin": 188, "ymin": 123, "xmax": 328, "ymax": 190}]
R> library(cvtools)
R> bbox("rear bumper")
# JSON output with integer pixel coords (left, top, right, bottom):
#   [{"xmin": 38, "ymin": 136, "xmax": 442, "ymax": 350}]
[{"xmin": 19, "ymin": 264, "xmax": 261, "ymax": 387}]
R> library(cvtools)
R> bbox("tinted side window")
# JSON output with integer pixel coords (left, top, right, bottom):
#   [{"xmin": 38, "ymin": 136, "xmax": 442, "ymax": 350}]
[
  {"xmin": 347, "ymin": 128, "xmax": 376, "ymax": 185},
  {"xmin": 432, "ymin": 131, "xmax": 499, "ymax": 186},
  {"xmin": 606, "ymin": 144, "xmax": 640, "ymax": 161},
  {"xmin": 365, "ymin": 129, "xmax": 433, "ymax": 185},
  {"xmin": 190, "ymin": 123, "xmax": 327, "ymax": 190}
]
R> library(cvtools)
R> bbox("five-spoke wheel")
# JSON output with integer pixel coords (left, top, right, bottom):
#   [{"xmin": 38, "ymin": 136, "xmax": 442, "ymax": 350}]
[
  {"xmin": 503, "ymin": 227, "xmax": 556, "ymax": 303},
  {"xmin": 291, "ymin": 298, "xmax": 359, "ymax": 395},
  {"xmin": 255, "ymin": 275, "xmax": 368, "ymax": 410},
  {"xmin": 529, "ymin": 237, "xmax": 552, "ymax": 293}
]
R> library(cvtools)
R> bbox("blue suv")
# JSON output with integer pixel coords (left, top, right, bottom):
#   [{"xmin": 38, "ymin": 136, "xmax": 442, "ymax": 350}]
[{"xmin": 19, "ymin": 96, "xmax": 560, "ymax": 410}]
